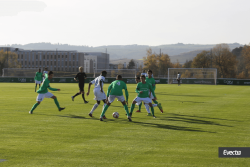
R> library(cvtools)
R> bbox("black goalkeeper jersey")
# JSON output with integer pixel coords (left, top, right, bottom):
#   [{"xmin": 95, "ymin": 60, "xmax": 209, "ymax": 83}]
[{"xmin": 75, "ymin": 72, "xmax": 87, "ymax": 83}]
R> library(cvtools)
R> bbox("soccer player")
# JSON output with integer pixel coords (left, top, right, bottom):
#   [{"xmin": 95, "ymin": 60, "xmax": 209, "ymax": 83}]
[
  {"xmin": 100, "ymin": 75, "xmax": 131, "ymax": 121},
  {"xmin": 71, "ymin": 66, "xmax": 88, "ymax": 103},
  {"xmin": 177, "ymin": 72, "xmax": 181, "ymax": 86},
  {"xmin": 34, "ymin": 68, "xmax": 43, "ymax": 92},
  {"xmin": 43, "ymin": 67, "xmax": 48, "ymax": 81},
  {"xmin": 29, "ymin": 71, "xmax": 65, "ymax": 114},
  {"xmin": 86, "ymin": 71, "xmax": 107, "ymax": 118},
  {"xmin": 129, "ymin": 75, "xmax": 156, "ymax": 118},
  {"xmin": 146, "ymin": 70, "xmax": 163, "ymax": 113}
]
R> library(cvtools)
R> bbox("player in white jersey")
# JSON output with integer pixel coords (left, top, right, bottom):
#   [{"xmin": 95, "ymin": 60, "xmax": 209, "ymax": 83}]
[
  {"xmin": 177, "ymin": 72, "xmax": 181, "ymax": 86},
  {"xmin": 86, "ymin": 71, "xmax": 108, "ymax": 118},
  {"xmin": 43, "ymin": 67, "xmax": 48, "ymax": 81}
]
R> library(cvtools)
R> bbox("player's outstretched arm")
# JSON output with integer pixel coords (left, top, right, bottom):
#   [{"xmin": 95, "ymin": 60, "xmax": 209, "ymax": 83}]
[
  {"xmin": 86, "ymin": 83, "xmax": 92, "ymax": 96},
  {"xmin": 99, "ymin": 80, "xmax": 103, "ymax": 93},
  {"xmin": 48, "ymin": 86, "xmax": 59, "ymax": 91}
]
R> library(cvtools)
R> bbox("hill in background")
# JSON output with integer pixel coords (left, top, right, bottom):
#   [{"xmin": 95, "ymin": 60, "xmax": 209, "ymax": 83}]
[{"xmin": 2, "ymin": 43, "xmax": 243, "ymax": 64}]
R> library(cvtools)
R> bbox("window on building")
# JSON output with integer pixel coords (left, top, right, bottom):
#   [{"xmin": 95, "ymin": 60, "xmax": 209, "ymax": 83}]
[
  {"xmin": 36, "ymin": 55, "xmax": 38, "ymax": 59},
  {"xmin": 54, "ymin": 67, "xmax": 56, "ymax": 71},
  {"xmin": 65, "ymin": 62, "xmax": 67, "ymax": 66},
  {"xmin": 21, "ymin": 55, "xmax": 23, "ymax": 59},
  {"xmin": 43, "ymin": 55, "xmax": 45, "ymax": 59},
  {"xmin": 66, "ymin": 55, "xmax": 67, "ymax": 58},
  {"xmin": 62, "ymin": 55, "xmax": 64, "ymax": 58},
  {"xmin": 47, "ymin": 55, "xmax": 49, "ymax": 59},
  {"xmin": 54, "ymin": 62, "xmax": 56, "ymax": 65},
  {"xmin": 36, "ymin": 62, "xmax": 38, "ymax": 65},
  {"xmin": 73, "ymin": 62, "xmax": 75, "ymax": 66},
  {"xmin": 51, "ymin": 62, "xmax": 53, "ymax": 65}
]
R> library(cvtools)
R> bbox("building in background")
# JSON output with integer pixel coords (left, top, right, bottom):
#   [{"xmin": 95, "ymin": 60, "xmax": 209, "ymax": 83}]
[{"xmin": 0, "ymin": 47, "xmax": 109, "ymax": 73}]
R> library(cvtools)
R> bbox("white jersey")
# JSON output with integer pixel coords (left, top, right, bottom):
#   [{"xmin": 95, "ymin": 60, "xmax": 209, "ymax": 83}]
[
  {"xmin": 43, "ymin": 71, "xmax": 48, "ymax": 80},
  {"xmin": 177, "ymin": 74, "xmax": 181, "ymax": 79},
  {"xmin": 141, "ymin": 73, "xmax": 154, "ymax": 78},
  {"xmin": 91, "ymin": 75, "xmax": 105, "ymax": 90}
]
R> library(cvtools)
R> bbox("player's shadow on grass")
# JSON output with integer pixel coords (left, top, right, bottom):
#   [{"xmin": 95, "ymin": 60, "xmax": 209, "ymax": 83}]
[
  {"xmin": 131, "ymin": 121, "xmax": 215, "ymax": 133},
  {"xmin": 103, "ymin": 118, "xmax": 215, "ymax": 133},
  {"xmin": 170, "ymin": 113, "xmax": 239, "ymax": 122},
  {"xmin": 157, "ymin": 93, "xmax": 219, "ymax": 97},
  {"xmin": 165, "ymin": 100, "xmax": 205, "ymax": 103}
]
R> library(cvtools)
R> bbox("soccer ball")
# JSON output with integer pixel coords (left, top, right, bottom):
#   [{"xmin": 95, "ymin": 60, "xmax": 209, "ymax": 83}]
[{"xmin": 112, "ymin": 112, "xmax": 119, "ymax": 118}]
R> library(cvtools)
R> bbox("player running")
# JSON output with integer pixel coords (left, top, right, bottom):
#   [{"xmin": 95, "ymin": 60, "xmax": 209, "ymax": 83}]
[
  {"xmin": 29, "ymin": 71, "xmax": 65, "ymax": 114},
  {"xmin": 34, "ymin": 68, "xmax": 43, "ymax": 92},
  {"xmin": 86, "ymin": 71, "xmax": 107, "ymax": 118},
  {"xmin": 100, "ymin": 75, "xmax": 131, "ymax": 121},
  {"xmin": 71, "ymin": 66, "xmax": 88, "ymax": 103},
  {"xmin": 146, "ymin": 70, "xmax": 163, "ymax": 113},
  {"xmin": 129, "ymin": 75, "xmax": 157, "ymax": 118}
]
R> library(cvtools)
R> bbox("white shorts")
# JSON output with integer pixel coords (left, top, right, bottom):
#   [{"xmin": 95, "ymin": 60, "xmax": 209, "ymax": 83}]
[
  {"xmin": 149, "ymin": 92, "xmax": 155, "ymax": 100},
  {"xmin": 36, "ymin": 92, "xmax": 54, "ymax": 102},
  {"xmin": 108, "ymin": 95, "xmax": 125, "ymax": 103},
  {"xmin": 93, "ymin": 88, "xmax": 106, "ymax": 101},
  {"xmin": 35, "ymin": 80, "xmax": 42, "ymax": 84},
  {"xmin": 133, "ymin": 97, "xmax": 152, "ymax": 105}
]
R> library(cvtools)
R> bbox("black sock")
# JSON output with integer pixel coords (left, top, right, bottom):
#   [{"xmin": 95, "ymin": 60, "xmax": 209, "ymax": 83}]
[
  {"xmin": 73, "ymin": 93, "xmax": 80, "ymax": 98},
  {"xmin": 82, "ymin": 94, "xmax": 86, "ymax": 101}
]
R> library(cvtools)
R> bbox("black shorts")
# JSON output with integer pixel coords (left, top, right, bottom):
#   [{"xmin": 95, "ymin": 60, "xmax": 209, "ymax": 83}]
[{"xmin": 78, "ymin": 83, "xmax": 84, "ymax": 91}]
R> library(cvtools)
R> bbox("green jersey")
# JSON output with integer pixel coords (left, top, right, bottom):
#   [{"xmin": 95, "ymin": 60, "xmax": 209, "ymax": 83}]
[
  {"xmin": 146, "ymin": 77, "xmax": 156, "ymax": 91},
  {"xmin": 37, "ymin": 78, "xmax": 58, "ymax": 94},
  {"xmin": 107, "ymin": 80, "xmax": 129, "ymax": 101},
  {"xmin": 35, "ymin": 72, "xmax": 43, "ymax": 81},
  {"xmin": 136, "ymin": 82, "xmax": 156, "ymax": 98}
]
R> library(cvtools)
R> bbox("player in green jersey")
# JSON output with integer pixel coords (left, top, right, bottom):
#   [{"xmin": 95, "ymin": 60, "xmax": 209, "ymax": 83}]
[
  {"xmin": 134, "ymin": 76, "xmax": 151, "ymax": 115},
  {"xmin": 129, "ymin": 75, "xmax": 157, "ymax": 118},
  {"xmin": 34, "ymin": 69, "xmax": 43, "ymax": 92},
  {"xmin": 29, "ymin": 71, "xmax": 65, "ymax": 114},
  {"xmin": 146, "ymin": 70, "xmax": 163, "ymax": 113},
  {"xmin": 100, "ymin": 75, "xmax": 131, "ymax": 121}
]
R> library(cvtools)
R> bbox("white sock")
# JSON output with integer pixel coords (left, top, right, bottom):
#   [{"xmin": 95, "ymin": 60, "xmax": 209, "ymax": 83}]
[
  {"xmin": 145, "ymin": 104, "xmax": 151, "ymax": 114},
  {"xmin": 153, "ymin": 104, "xmax": 157, "ymax": 107},
  {"xmin": 102, "ymin": 103, "xmax": 107, "ymax": 111},
  {"xmin": 90, "ymin": 103, "xmax": 99, "ymax": 114}
]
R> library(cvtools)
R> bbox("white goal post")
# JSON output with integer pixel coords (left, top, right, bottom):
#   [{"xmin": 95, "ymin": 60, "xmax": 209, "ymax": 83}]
[
  {"xmin": 168, "ymin": 68, "xmax": 217, "ymax": 85},
  {"xmin": 94, "ymin": 69, "xmax": 137, "ymax": 78}
]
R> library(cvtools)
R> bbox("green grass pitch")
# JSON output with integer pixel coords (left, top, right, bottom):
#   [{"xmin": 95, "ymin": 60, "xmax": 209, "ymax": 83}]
[{"xmin": 0, "ymin": 83, "xmax": 250, "ymax": 166}]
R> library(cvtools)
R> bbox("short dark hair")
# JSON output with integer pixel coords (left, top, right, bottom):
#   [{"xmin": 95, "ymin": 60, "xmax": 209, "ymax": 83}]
[
  {"xmin": 148, "ymin": 69, "xmax": 152, "ymax": 73},
  {"xmin": 48, "ymin": 71, "xmax": 53, "ymax": 76},
  {"xmin": 140, "ymin": 75, "xmax": 146, "ymax": 78},
  {"xmin": 101, "ymin": 71, "xmax": 107, "ymax": 76},
  {"xmin": 116, "ymin": 75, "xmax": 122, "ymax": 80},
  {"xmin": 136, "ymin": 76, "xmax": 140, "ymax": 80}
]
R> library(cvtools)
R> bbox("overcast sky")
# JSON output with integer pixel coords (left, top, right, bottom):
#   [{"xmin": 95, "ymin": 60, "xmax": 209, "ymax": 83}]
[{"xmin": 0, "ymin": 0, "xmax": 250, "ymax": 46}]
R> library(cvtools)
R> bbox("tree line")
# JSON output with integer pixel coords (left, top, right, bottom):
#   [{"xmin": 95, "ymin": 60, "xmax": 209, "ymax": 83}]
[
  {"xmin": 0, "ymin": 50, "xmax": 20, "ymax": 76},
  {"xmin": 142, "ymin": 43, "xmax": 250, "ymax": 78}
]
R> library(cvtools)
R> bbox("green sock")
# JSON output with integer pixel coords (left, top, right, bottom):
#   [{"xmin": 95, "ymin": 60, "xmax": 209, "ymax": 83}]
[
  {"xmin": 54, "ymin": 98, "xmax": 60, "ymax": 110},
  {"xmin": 35, "ymin": 85, "xmax": 37, "ymax": 91},
  {"xmin": 124, "ymin": 105, "xmax": 130, "ymax": 117},
  {"xmin": 130, "ymin": 103, "xmax": 135, "ymax": 114},
  {"xmin": 151, "ymin": 106, "xmax": 155, "ymax": 116},
  {"xmin": 139, "ymin": 103, "xmax": 142, "ymax": 111},
  {"xmin": 39, "ymin": 85, "xmax": 41, "ymax": 88},
  {"xmin": 153, "ymin": 100, "xmax": 158, "ymax": 104},
  {"xmin": 101, "ymin": 105, "xmax": 109, "ymax": 117},
  {"xmin": 31, "ymin": 103, "xmax": 39, "ymax": 112}
]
